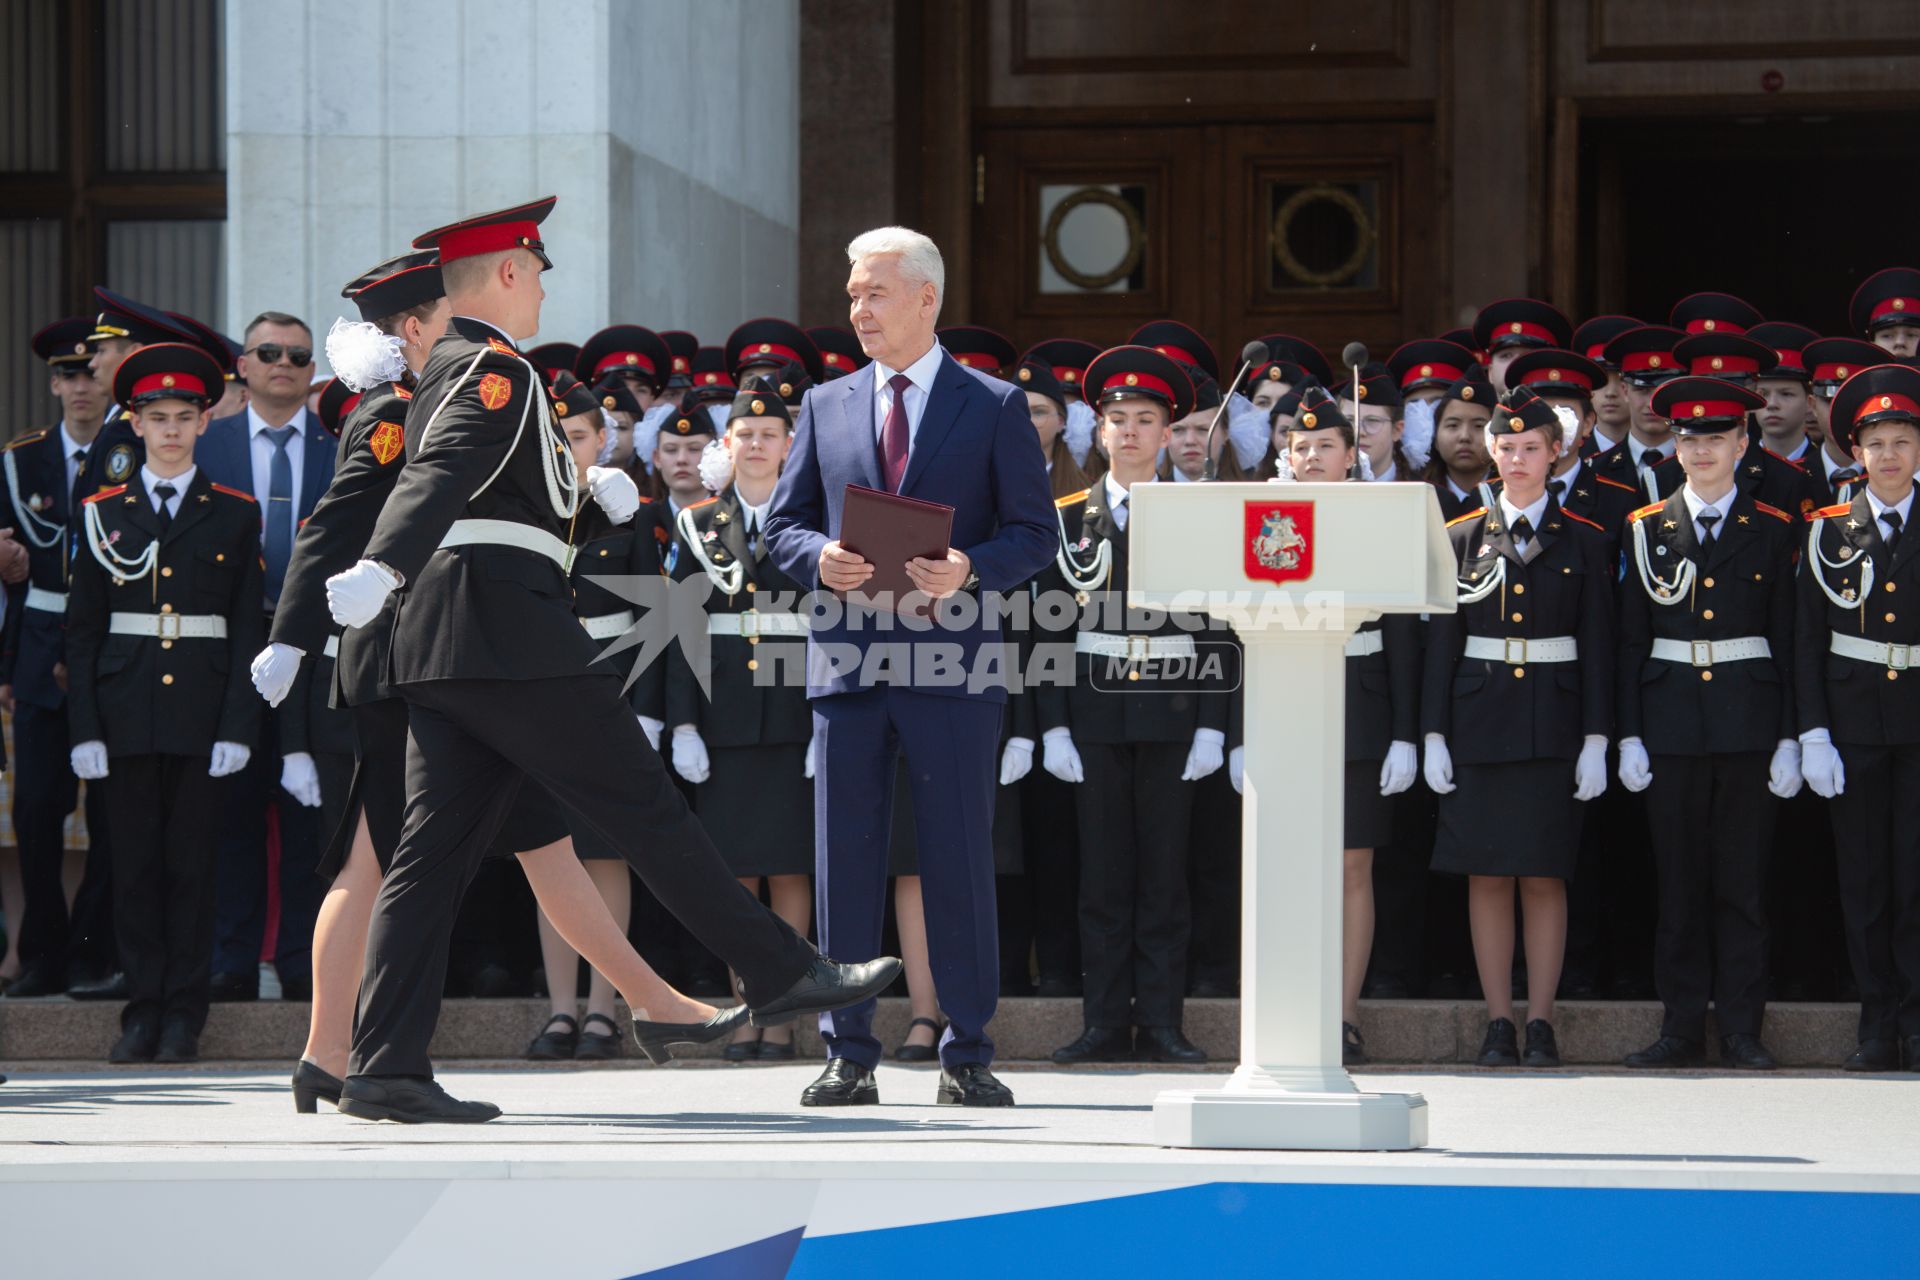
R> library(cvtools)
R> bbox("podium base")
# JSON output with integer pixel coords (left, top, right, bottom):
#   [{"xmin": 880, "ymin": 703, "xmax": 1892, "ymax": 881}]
[{"xmin": 1153, "ymin": 1086, "xmax": 1429, "ymax": 1151}]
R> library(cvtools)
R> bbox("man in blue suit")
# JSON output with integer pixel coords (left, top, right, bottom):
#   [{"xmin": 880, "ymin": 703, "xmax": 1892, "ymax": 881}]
[
  {"xmin": 767, "ymin": 227, "xmax": 1055, "ymax": 1107},
  {"xmin": 195, "ymin": 311, "xmax": 337, "ymax": 1000}
]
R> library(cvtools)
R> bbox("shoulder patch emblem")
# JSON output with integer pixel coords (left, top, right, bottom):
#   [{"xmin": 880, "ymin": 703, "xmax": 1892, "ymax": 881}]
[
  {"xmin": 82, "ymin": 484, "xmax": 127, "ymax": 505},
  {"xmin": 210, "ymin": 482, "xmax": 257, "ymax": 504},
  {"xmin": 1753, "ymin": 501, "xmax": 1792, "ymax": 523},
  {"xmin": 477, "ymin": 373, "xmax": 513, "ymax": 411},
  {"xmin": 1629, "ymin": 502, "xmax": 1665, "ymax": 522},
  {"xmin": 369, "ymin": 420, "xmax": 405, "ymax": 465},
  {"xmin": 105, "ymin": 442, "xmax": 136, "ymax": 483},
  {"xmin": 1445, "ymin": 507, "xmax": 1486, "ymax": 528},
  {"xmin": 1055, "ymin": 488, "xmax": 1091, "ymax": 509}
]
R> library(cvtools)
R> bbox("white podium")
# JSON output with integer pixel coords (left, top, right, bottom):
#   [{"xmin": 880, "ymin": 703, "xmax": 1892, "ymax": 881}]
[{"xmin": 1127, "ymin": 481, "xmax": 1456, "ymax": 1151}]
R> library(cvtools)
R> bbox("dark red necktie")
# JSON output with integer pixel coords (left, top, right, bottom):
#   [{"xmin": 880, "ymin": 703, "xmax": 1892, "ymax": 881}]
[{"xmin": 881, "ymin": 372, "xmax": 912, "ymax": 491}]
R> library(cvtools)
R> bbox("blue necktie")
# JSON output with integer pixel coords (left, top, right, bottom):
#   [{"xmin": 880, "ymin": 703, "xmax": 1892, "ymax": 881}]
[{"xmin": 266, "ymin": 425, "xmax": 296, "ymax": 604}]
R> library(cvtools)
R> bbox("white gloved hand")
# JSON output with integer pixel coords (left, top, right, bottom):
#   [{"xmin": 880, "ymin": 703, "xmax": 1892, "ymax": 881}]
[
  {"xmin": 671, "ymin": 724, "xmax": 710, "ymax": 783},
  {"xmin": 1618, "ymin": 737, "xmax": 1653, "ymax": 792},
  {"xmin": 1574, "ymin": 734, "xmax": 1609, "ymax": 801},
  {"xmin": 1800, "ymin": 728, "xmax": 1844, "ymax": 798},
  {"xmin": 279, "ymin": 751, "xmax": 322, "ymax": 807},
  {"xmin": 326, "ymin": 559, "xmax": 398, "ymax": 628},
  {"xmin": 1379, "ymin": 740, "xmax": 1417, "ymax": 796},
  {"xmin": 1768, "ymin": 738, "xmax": 1804, "ymax": 799},
  {"xmin": 1229, "ymin": 745, "xmax": 1244, "ymax": 794},
  {"xmin": 1000, "ymin": 736, "xmax": 1034, "ymax": 786},
  {"xmin": 70, "ymin": 740, "xmax": 109, "ymax": 780},
  {"xmin": 209, "ymin": 742, "xmax": 252, "ymax": 778},
  {"xmin": 250, "ymin": 642, "xmax": 304, "ymax": 708},
  {"xmin": 1042, "ymin": 726, "xmax": 1083, "ymax": 784},
  {"xmin": 637, "ymin": 715, "xmax": 663, "ymax": 752},
  {"xmin": 804, "ymin": 737, "xmax": 816, "ymax": 779},
  {"xmin": 1181, "ymin": 728, "xmax": 1226, "ymax": 781},
  {"xmin": 587, "ymin": 465, "xmax": 642, "ymax": 525},
  {"xmin": 1423, "ymin": 732, "xmax": 1456, "ymax": 794}
]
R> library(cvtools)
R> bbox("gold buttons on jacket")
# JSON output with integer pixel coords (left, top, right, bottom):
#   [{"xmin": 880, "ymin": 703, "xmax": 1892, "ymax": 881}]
[
  {"xmin": 1703, "ymin": 609, "xmax": 1715, "ymax": 621},
  {"xmin": 1702, "ymin": 577, "xmax": 1714, "ymax": 589},
  {"xmin": 747, "ymin": 659, "xmax": 759, "ymax": 671},
  {"xmin": 746, "ymin": 581, "xmax": 756, "ymax": 592},
  {"xmin": 160, "ymin": 567, "xmax": 172, "ymax": 577},
  {"xmin": 1700, "ymin": 671, "xmax": 1713, "ymax": 682},
  {"xmin": 160, "ymin": 603, "xmax": 173, "ymax": 614},
  {"xmin": 161, "ymin": 674, "xmax": 174, "ymax": 685},
  {"xmin": 1887, "ymin": 613, "xmax": 1897, "ymax": 623},
  {"xmin": 1888, "ymin": 582, "xmax": 1898, "ymax": 593},
  {"xmin": 1511, "ymin": 612, "xmax": 1523, "ymax": 622},
  {"xmin": 1889, "ymin": 670, "xmax": 1901, "ymax": 682},
  {"xmin": 1512, "ymin": 584, "xmax": 1525, "ymax": 595},
  {"xmin": 1513, "ymin": 667, "xmax": 1525, "ymax": 679}
]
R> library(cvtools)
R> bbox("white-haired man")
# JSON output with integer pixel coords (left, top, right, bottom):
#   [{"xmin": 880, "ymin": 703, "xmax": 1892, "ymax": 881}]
[{"xmin": 767, "ymin": 226, "xmax": 1055, "ymax": 1108}]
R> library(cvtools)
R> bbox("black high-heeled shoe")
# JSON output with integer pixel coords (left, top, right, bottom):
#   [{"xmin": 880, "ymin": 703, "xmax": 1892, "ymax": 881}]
[
  {"xmin": 631, "ymin": 1003, "xmax": 751, "ymax": 1066},
  {"xmin": 893, "ymin": 1016, "xmax": 943, "ymax": 1063},
  {"xmin": 291, "ymin": 1059, "xmax": 345, "ymax": 1114}
]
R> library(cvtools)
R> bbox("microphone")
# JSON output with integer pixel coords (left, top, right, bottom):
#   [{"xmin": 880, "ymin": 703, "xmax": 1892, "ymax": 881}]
[{"xmin": 1202, "ymin": 340, "xmax": 1271, "ymax": 481}]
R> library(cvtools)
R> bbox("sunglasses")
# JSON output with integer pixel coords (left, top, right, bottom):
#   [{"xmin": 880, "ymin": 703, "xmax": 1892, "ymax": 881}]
[{"xmin": 245, "ymin": 343, "xmax": 314, "ymax": 368}]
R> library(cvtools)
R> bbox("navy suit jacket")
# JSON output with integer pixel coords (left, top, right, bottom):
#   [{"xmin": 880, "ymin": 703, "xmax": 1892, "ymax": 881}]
[
  {"xmin": 766, "ymin": 348, "xmax": 1054, "ymax": 703},
  {"xmin": 198, "ymin": 408, "xmax": 334, "ymax": 524}
]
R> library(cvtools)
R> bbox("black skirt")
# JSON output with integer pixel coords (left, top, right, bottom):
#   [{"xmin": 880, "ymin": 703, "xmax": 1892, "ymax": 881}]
[
  {"xmin": 1344, "ymin": 758, "xmax": 1393, "ymax": 850},
  {"xmin": 889, "ymin": 756, "xmax": 1023, "ymax": 876},
  {"xmin": 318, "ymin": 697, "xmax": 409, "ymax": 882},
  {"xmin": 1432, "ymin": 758, "xmax": 1581, "ymax": 880},
  {"xmin": 702, "ymin": 743, "xmax": 814, "ymax": 877}
]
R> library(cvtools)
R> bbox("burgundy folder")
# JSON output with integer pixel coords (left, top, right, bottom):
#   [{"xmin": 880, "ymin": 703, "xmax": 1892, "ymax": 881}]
[{"xmin": 837, "ymin": 483, "xmax": 956, "ymax": 616}]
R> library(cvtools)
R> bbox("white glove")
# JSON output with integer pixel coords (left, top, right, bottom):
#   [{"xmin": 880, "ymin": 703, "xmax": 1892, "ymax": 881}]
[
  {"xmin": 587, "ymin": 465, "xmax": 641, "ymax": 525},
  {"xmin": 637, "ymin": 715, "xmax": 663, "ymax": 752},
  {"xmin": 1229, "ymin": 745, "xmax": 1244, "ymax": 794},
  {"xmin": 1573, "ymin": 734, "xmax": 1609, "ymax": 802},
  {"xmin": 250, "ymin": 642, "xmax": 305, "ymax": 708},
  {"xmin": 1379, "ymin": 740, "xmax": 1417, "ymax": 796},
  {"xmin": 326, "ymin": 559, "xmax": 398, "ymax": 628},
  {"xmin": 804, "ymin": 737, "xmax": 816, "ymax": 779},
  {"xmin": 1768, "ymin": 738, "xmax": 1804, "ymax": 799},
  {"xmin": 209, "ymin": 742, "xmax": 252, "ymax": 778},
  {"xmin": 70, "ymin": 741, "xmax": 109, "ymax": 780},
  {"xmin": 1800, "ymin": 728, "xmax": 1844, "ymax": 798},
  {"xmin": 1181, "ymin": 728, "xmax": 1226, "ymax": 782},
  {"xmin": 1618, "ymin": 737, "xmax": 1653, "ymax": 792},
  {"xmin": 279, "ymin": 751, "xmax": 322, "ymax": 807},
  {"xmin": 1042, "ymin": 726, "xmax": 1083, "ymax": 783},
  {"xmin": 1000, "ymin": 736, "xmax": 1034, "ymax": 786},
  {"xmin": 1423, "ymin": 733, "xmax": 1456, "ymax": 794},
  {"xmin": 671, "ymin": 724, "xmax": 710, "ymax": 783}
]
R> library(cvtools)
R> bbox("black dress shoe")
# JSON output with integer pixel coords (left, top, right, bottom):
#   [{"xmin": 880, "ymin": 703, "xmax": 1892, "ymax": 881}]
[
  {"xmin": 631, "ymin": 1003, "xmax": 751, "ymax": 1066},
  {"xmin": 338, "ymin": 1075, "xmax": 501, "ymax": 1123},
  {"xmin": 1719, "ymin": 1033, "xmax": 1777, "ymax": 1071},
  {"xmin": 748, "ymin": 954, "xmax": 903, "ymax": 1029},
  {"xmin": 573, "ymin": 1013, "xmax": 622, "ymax": 1061},
  {"xmin": 1034, "ymin": 975, "xmax": 1082, "ymax": 998},
  {"xmin": 291, "ymin": 1059, "xmax": 344, "ymax": 1113},
  {"xmin": 278, "ymin": 977, "xmax": 313, "ymax": 1002},
  {"xmin": 1624, "ymin": 1035, "xmax": 1704, "ymax": 1068},
  {"xmin": 1137, "ymin": 1026, "xmax": 1207, "ymax": 1064},
  {"xmin": 155, "ymin": 1018, "xmax": 199, "ymax": 1063},
  {"xmin": 526, "ymin": 1013, "xmax": 579, "ymax": 1061},
  {"xmin": 1051, "ymin": 1026, "xmax": 1133, "ymax": 1064},
  {"xmin": 3, "ymin": 960, "xmax": 66, "ymax": 998},
  {"xmin": 937, "ymin": 1061, "xmax": 1015, "ymax": 1107},
  {"xmin": 894, "ymin": 1016, "xmax": 943, "ymax": 1062},
  {"xmin": 109, "ymin": 1013, "xmax": 161, "ymax": 1064},
  {"xmin": 1476, "ymin": 1017, "xmax": 1519, "ymax": 1067},
  {"xmin": 68, "ymin": 970, "xmax": 130, "ymax": 1001},
  {"xmin": 207, "ymin": 971, "xmax": 258, "ymax": 1002},
  {"xmin": 1843, "ymin": 1039, "xmax": 1901, "ymax": 1072},
  {"xmin": 1522, "ymin": 1019, "xmax": 1560, "ymax": 1068},
  {"xmin": 756, "ymin": 1034, "xmax": 796, "ymax": 1061},
  {"xmin": 1342, "ymin": 1021, "xmax": 1368, "ymax": 1066},
  {"xmin": 799, "ymin": 1058, "xmax": 878, "ymax": 1107},
  {"xmin": 723, "ymin": 1029, "xmax": 762, "ymax": 1062}
]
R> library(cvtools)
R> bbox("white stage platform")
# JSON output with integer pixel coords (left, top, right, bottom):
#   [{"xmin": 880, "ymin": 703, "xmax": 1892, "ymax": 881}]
[{"xmin": 3, "ymin": 1063, "xmax": 1916, "ymax": 1278}]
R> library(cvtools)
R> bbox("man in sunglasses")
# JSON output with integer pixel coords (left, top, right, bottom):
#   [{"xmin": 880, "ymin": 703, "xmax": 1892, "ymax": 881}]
[{"xmin": 196, "ymin": 310, "xmax": 339, "ymax": 1004}]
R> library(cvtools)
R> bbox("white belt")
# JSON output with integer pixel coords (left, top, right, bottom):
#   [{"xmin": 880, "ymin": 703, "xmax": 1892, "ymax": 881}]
[
  {"xmin": 438, "ymin": 518, "xmax": 572, "ymax": 571},
  {"xmin": 108, "ymin": 611, "xmax": 227, "ymax": 640},
  {"xmin": 1344, "ymin": 630, "xmax": 1383, "ymax": 658},
  {"xmin": 1462, "ymin": 635, "xmax": 1578, "ymax": 664},
  {"xmin": 1831, "ymin": 632, "xmax": 1917, "ymax": 670},
  {"xmin": 323, "ymin": 635, "xmax": 339, "ymax": 659},
  {"xmin": 708, "ymin": 611, "xmax": 807, "ymax": 638},
  {"xmin": 580, "ymin": 610, "xmax": 637, "ymax": 640},
  {"xmin": 1650, "ymin": 636, "xmax": 1771, "ymax": 667},
  {"xmin": 1075, "ymin": 631, "xmax": 1196, "ymax": 660},
  {"xmin": 25, "ymin": 586, "xmax": 66, "ymax": 613}
]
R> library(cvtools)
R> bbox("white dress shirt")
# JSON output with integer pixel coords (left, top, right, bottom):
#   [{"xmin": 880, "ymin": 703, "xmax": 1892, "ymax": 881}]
[
  {"xmin": 1548, "ymin": 458, "xmax": 1584, "ymax": 500},
  {"xmin": 1590, "ymin": 426, "xmax": 1621, "ymax": 455},
  {"xmin": 1370, "ymin": 460, "xmax": 1398, "ymax": 484},
  {"xmin": 1499, "ymin": 489, "xmax": 1550, "ymax": 542},
  {"xmin": 247, "ymin": 403, "xmax": 307, "ymax": 528},
  {"xmin": 870, "ymin": 343, "xmax": 946, "ymax": 450},
  {"xmin": 1626, "ymin": 435, "xmax": 1671, "ymax": 469},
  {"xmin": 738, "ymin": 492, "xmax": 773, "ymax": 537},
  {"xmin": 1681, "ymin": 482, "xmax": 1738, "ymax": 544},
  {"xmin": 141, "ymin": 465, "xmax": 196, "ymax": 519},
  {"xmin": 58, "ymin": 422, "xmax": 90, "ymax": 501},
  {"xmin": 1105, "ymin": 470, "xmax": 1153, "ymax": 531},
  {"xmin": 1865, "ymin": 485, "xmax": 1916, "ymax": 542}
]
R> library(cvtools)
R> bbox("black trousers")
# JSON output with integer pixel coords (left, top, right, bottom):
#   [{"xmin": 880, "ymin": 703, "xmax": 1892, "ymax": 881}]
[
  {"xmin": 211, "ymin": 706, "xmax": 327, "ymax": 983},
  {"xmin": 11, "ymin": 701, "xmax": 115, "ymax": 975},
  {"xmin": 1644, "ymin": 752, "xmax": 1774, "ymax": 1041},
  {"xmin": 1185, "ymin": 767, "xmax": 1241, "ymax": 990},
  {"xmin": 349, "ymin": 674, "xmax": 814, "ymax": 1078},
  {"xmin": 1769, "ymin": 788, "xmax": 1848, "ymax": 998},
  {"xmin": 1073, "ymin": 740, "xmax": 1195, "ymax": 1029},
  {"xmin": 1829, "ymin": 741, "xmax": 1920, "ymax": 1042},
  {"xmin": 1016, "ymin": 768, "xmax": 1082, "ymax": 984},
  {"xmin": 109, "ymin": 753, "xmax": 221, "ymax": 1031}
]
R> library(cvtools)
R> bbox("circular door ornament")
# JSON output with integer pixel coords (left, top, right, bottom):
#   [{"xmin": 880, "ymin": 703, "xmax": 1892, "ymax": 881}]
[
  {"xmin": 1042, "ymin": 187, "xmax": 1146, "ymax": 291},
  {"xmin": 1271, "ymin": 184, "xmax": 1375, "ymax": 288}
]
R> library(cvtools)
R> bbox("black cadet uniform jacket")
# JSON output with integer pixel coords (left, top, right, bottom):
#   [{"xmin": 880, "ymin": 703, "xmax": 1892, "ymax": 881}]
[
  {"xmin": 1421, "ymin": 500, "xmax": 1614, "ymax": 763},
  {"xmin": 1646, "ymin": 442, "xmax": 1813, "ymax": 518},
  {"xmin": 361, "ymin": 317, "xmax": 604, "ymax": 687},
  {"xmin": 570, "ymin": 503, "xmax": 666, "ymax": 722},
  {"xmin": 0, "ymin": 426, "xmax": 87, "ymax": 710},
  {"xmin": 1617, "ymin": 491, "xmax": 1798, "ymax": 754},
  {"xmin": 1474, "ymin": 462, "xmax": 1640, "ymax": 544},
  {"xmin": 1796, "ymin": 492, "xmax": 1920, "ymax": 746},
  {"xmin": 66, "ymin": 471, "xmax": 264, "ymax": 756}
]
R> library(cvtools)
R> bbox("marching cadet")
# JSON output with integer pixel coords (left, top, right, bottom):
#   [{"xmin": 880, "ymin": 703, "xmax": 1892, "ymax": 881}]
[
  {"xmin": 1593, "ymin": 324, "xmax": 1688, "ymax": 503},
  {"xmin": 938, "ymin": 325, "xmax": 1019, "ymax": 380},
  {"xmin": 1502, "ymin": 348, "xmax": 1639, "ymax": 538},
  {"xmin": 1654, "ymin": 333, "xmax": 1812, "ymax": 515},
  {"xmin": 1849, "ymin": 267, "xmax": 1920, "ymax": 358},
  {"xmin": 1013, "ymin": 359, "xmax": 1091, "ymax": 500},
  {"xmin": 1471, "ymin": 298, "xmax": 1573, "ymax": 395},
  {"xmin": 665, "ymin": 377, "xmax": 815, "ymax": 1062},
  {"xmin": 0, "ymin": 320, "xmax": 118, "ymax": 1001},
  {"xmin": 1796, "ymin": 363, "xmax": 1920, "ymax": 1072},
  {"xmin": 1571, "ymin": 315, "xmax": 1642, "ymax": 456},
  {"xmin": 807, "ymin": 326, "xmax": 869, "ymax": 381},
  {"xmin": 1038, "ymin": 345, "xmax": 1228, "ymax": 1066},
  {"xmin": 727, "ymin": 318, "xmax": 824, "ymax": 389},
  {"xmin": 1802, "ymin": 338, "xmax": 1890, "ymax": 509},
  {"xmin": 1422, "ymin": 388, "xmax": 1613, "ymax": 1069},
  {"xmin": 573, "ymin": 324, "xmax": 673, "ymax": 415},
  {"xmin": 67, "ymin": 342, "xmax": 264, "ymax": 1064},
  {"xmin": 1615, "ymin": 376, "xmax": 1801, "ymax": 1070}
]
